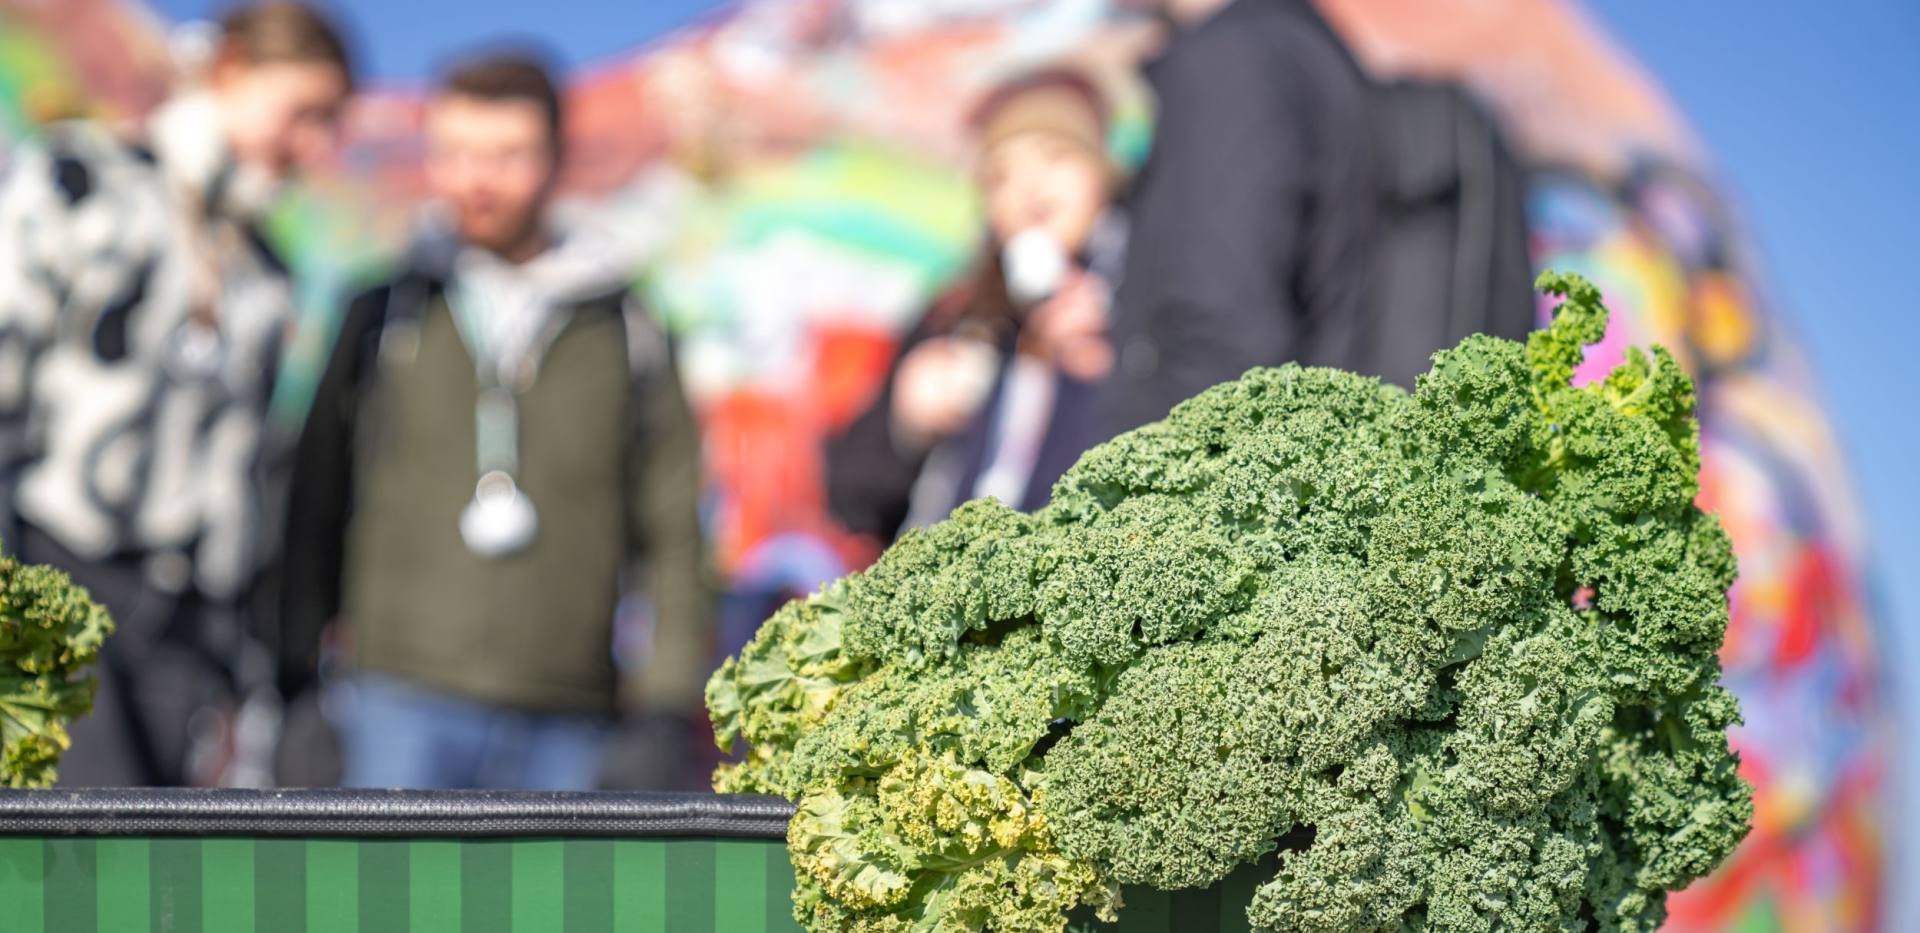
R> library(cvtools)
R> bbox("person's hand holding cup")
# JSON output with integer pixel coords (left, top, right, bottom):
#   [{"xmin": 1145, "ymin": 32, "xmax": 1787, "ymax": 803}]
[
  {"xmin": 1021, "ymin": 269, "xmax": 1114, "ymax": 381},
  {"xmin": 890, "ymin": 335, "xmax": 1000, "ymax": 448}
]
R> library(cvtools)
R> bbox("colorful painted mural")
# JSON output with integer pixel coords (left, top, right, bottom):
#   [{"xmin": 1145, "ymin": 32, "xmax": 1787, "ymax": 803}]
[
  {"xmin": 0, "ymin": 1, "xmax": 168, "ymax": 138},
  {"xmin": 0, "ymin": 0, "xmax": 1890, "ymax": 928}
]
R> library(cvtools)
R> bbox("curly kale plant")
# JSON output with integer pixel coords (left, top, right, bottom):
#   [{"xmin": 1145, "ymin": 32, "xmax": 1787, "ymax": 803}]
[
  {"xmin": 709, "ymin": 272, "xmax": 1752, "ymax": 932},
  {"xmin": 0, "ymin": 541, "xmax": 111, "ymax": 787}
]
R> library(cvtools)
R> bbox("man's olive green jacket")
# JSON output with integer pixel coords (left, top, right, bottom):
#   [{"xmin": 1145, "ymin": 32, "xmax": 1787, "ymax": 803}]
[{"xmin": 279, "ymin": 257, "xmax": 712, "ymax": 716}]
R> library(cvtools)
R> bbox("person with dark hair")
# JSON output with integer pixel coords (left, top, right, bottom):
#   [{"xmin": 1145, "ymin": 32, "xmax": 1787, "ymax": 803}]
[
  {"xmin": 0, "ymin": 0, "xmax": 354, "ymax": 787},
  {"xmin": 828, "ymin": 69, "xmax": 1125, "ymax": 543},
  {"xmin": 281, "ymin": 50, "xmax": 712, "ymax": 790},
  {"xmin": 1091, "ymin": 0, "xmax": 1377, "ymax": 437}
]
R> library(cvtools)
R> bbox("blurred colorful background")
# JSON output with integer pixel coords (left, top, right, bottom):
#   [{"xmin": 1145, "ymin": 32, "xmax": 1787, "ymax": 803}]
[{"xmin": 3, "ymin": 0, "xmax": 1911, "ymax": 929}]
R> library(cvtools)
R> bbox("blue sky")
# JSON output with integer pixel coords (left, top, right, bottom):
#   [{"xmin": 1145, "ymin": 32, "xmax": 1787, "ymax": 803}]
[
  {"xmin": 1585, "ymin": 1, "xmax": 1920, "ymax": 633},
  {"xmin": 148, "ymin": 0, "xmax": 724, "ymax": 83},
  {"xmin": 156, "ymin": 0, "xmax": 1918, "ymax": 910}
]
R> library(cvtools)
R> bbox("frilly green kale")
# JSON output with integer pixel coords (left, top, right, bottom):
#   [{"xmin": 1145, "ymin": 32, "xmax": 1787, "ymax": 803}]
[
  {"xmin": 708, "ymin": 272, "xmax": 1752, "ymax": 932},
  {"xmin": 0, "ymin": 541, "xmax": 112, "ymax": 787}
]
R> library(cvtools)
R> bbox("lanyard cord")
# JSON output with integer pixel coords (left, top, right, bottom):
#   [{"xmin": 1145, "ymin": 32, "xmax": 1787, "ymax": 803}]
[{"xmin": 445, "ymin": 279, "xmax": 527, "ymax": 480}]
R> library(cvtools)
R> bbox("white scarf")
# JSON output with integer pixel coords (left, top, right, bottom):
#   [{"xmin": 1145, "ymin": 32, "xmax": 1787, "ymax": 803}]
[{"xmin": 438, "ymin": 219, "xmax": 637, "ymax": 390}]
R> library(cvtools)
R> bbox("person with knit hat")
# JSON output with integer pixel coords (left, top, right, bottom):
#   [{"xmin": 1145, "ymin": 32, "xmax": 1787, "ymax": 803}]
[{"xmin": 827, "ymin": 68, "xmax": 1128, "ymax": 544}]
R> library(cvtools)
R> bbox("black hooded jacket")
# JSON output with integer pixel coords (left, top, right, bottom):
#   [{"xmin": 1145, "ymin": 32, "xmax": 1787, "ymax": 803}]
[{"xmin": 1092, "ymin": 0, "xmax": 1378, "ymax": 438}]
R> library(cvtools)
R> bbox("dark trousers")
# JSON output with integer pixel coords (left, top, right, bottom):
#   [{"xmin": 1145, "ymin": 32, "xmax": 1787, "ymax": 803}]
[{"xmin": 18, "ymin": 525, "xmax": 229, "ymax": 787}]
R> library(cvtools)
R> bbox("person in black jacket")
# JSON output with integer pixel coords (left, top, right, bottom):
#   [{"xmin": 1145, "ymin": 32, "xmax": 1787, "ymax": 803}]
[
  {"xmin": 1092, "ymin": 0, "xmax": 1377, "ymax": 438},
  {"xmin": 828, "ymin": 69, "xmax": 1126, "ymax": 544}
]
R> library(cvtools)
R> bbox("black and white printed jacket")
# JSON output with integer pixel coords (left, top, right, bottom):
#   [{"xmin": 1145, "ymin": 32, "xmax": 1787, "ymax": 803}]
[{"xmin": 0, "ymin": 94, "xmax": 295, "ymax": 600}]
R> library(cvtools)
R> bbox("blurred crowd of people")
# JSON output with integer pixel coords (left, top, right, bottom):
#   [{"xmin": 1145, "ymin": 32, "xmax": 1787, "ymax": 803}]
[{"xmin": 0, "ymin": 0, "xmax": 1532, "ymax": 792}]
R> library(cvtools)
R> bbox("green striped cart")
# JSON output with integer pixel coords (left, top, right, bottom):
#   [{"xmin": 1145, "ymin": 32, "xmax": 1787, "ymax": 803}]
[{"xmin": 0, "ymin": 790, "xmax": 1260, "ymax": 932}]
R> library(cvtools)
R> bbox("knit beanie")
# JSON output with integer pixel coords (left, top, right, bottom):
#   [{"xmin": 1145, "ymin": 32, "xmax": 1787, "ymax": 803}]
[{"xmin": 972, "ymin": 69, "xmax": 1110, "ymax": 163}]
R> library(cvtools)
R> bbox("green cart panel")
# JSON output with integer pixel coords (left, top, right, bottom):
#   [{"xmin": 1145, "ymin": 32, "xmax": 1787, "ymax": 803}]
[{"xmin": 0, "ymin": 790, "xmax": 1259, "ymax": 932}]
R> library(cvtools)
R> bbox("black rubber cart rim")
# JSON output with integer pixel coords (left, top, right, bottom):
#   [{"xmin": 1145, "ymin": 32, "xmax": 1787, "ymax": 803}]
[{"xmin": 0, "ymin": 788, "xmax": 794, "ymax": 839}]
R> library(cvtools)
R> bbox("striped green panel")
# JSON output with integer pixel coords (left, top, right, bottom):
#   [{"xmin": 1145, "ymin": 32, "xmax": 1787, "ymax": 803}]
[
  {"xmin": 1216, "ymin": 862, "xmax": 1261, "ymax": 932},
  {"xmin": 511, "ymin": 840, "xmax": 565, "ymax": 932},
  {"xmin": 664, "ymin": 838, "xmax": 716, "ymax": 929},
  {"xmin": 96, "ymin": 837, "xmax": 149, "ymax": 932},
  {"xmin": 765, "ymin": 841, "xmax": 795, "ymax": 931},
  {"xmin": 409, "ymin": 840, "xmax": 462, "ymax": 933},
  {"xmin": 1067, "ymin": 858, "xmax": 1265, "ymax": 932},
  {"xmin": 255, "ymin": 839, "xmax": 307, "ymax": 933},
  {"xmin": 1172, "ymin": 884, "xmax": 1223, "ymax": 931},
  {"xmin": 46, "ymin": 837, "xmax": 96, "ymax": 932},
  {"xmin": 0, "ymin": 835, "xmax": 1258, "ymax": 932},
  {"xmin": 459, "ymin": 840, "xmax": 510, "ymax": 933},
  {"xmin": 0, "ymin": 837, "xmax": 46, "ymax": 933},
  {"xmin": 1116, "ymin": 879, "xmax": 1171, "ymax": 932},
  {"xmin": 713, "ymin": 840, "xmax": 769, "ymax": 933},
  {"xmin": 561, "ymin": 839, "xmax": 613, "ymax": 933},
  {"xmin": 359, "ymin": 841, "xmax": 409, "ymax": 933},
  {"xmin": 307, "ymin": 839, "xmax": 358, "ymax": 933},
  {"xmin": 152, "ymin": 837, "xmax": 202, "ymax": 932},
  {"xmin": 612, "ymin": 837, "xmax": 667, "ymax": 932},
  {"xmin": 203, "ymin": 838, "xmax": 255, "ymax": 933}
]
